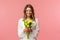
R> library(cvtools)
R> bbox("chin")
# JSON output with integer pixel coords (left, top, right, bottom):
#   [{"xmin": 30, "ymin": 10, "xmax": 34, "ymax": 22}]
[{"xmin": 27, "ymin": 15, "xmax": 30, "ymax": 17}]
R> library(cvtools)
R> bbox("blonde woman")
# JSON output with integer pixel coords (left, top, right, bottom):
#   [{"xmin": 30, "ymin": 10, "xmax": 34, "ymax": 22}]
[{"xmin": 18, "ymin": 4, "xmax": 40, "ymax": 40}]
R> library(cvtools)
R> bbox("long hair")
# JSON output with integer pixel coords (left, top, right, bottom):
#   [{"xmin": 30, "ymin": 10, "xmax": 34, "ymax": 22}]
[{"xmin": 23, "ymin": 4, "xmax": 35, "ymax": 21}]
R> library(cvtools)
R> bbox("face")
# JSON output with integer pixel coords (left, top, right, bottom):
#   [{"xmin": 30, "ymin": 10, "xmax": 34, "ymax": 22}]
[{"xmin": 26, "ymin": 7, "xmax": 32, "ymax": 17}]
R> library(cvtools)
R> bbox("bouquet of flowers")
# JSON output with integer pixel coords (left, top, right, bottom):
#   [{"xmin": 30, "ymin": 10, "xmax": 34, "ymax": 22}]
[{"xmin": 23, "ymin": 19, "xmax": 34, "ymax": 39}]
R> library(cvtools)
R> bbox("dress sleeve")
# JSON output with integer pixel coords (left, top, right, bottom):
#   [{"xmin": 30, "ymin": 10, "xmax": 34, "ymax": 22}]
[
  {"xmin": 32, "ymin": 19, "xmax": 40, "ymax": 38},
  {"xmin": 17, "ymin": 19, "xmax": 25, "ymax": 39}
]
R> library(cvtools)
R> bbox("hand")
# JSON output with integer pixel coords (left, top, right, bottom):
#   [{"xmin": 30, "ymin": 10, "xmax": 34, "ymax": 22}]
[
  {"xmin": 28, "ymin": 28, "xmax": 32, "ymax": 32},
  {"xmin": 24, "ymin": 28, "xmax": 32, "ymax": 32},
  {"xmin": 24, "ymin": 28, "xmax": 29, "ymax": 33}
]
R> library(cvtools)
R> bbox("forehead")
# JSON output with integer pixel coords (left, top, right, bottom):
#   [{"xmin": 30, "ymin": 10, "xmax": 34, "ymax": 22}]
[{"xmin": 26, "ymin": 7, "xmax": 31, "ymax": 10}]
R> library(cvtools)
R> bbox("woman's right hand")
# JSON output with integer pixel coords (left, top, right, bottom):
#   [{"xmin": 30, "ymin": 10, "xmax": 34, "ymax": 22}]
[{"xmin": 24, "ymin": 28, "xmax": 29, "ymax": 33}]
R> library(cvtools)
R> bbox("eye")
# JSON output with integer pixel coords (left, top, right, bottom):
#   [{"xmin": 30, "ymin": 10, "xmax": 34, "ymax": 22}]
[
  {"xmin": 26, "ymin": 10, "xmax": 28, "ymax": 12},
  {"xmin": 30, "ymin": 10, "xmax": 32, "ymax": 12}
]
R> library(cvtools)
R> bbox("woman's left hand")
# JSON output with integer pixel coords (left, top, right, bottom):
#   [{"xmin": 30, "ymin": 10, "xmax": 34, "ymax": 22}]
[{"xmin": 28, "ymin": 28, "xmax": 32, "ymax": 32}]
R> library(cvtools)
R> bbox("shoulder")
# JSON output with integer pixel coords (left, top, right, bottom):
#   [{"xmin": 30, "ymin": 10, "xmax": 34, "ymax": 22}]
[
  {"xmin": 18, "ymin": 18, "xmax": 23, "ymax": 22},
  {"xmin": 35, "ymin": 18, "xmax": 39, "ymax": 22},
  {"xmin": 35, "ymin": 18, "xmax": 39, "ymax": 25}
]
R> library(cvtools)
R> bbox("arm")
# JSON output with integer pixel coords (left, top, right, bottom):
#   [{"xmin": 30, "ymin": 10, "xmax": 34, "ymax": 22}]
[
  {"xmin": 17, "ymin": 19, "xmax": 25, "ymax": 39},
  {"xmin": 32, "ymin": 19, "xmax": 40, "ymax": 38}
]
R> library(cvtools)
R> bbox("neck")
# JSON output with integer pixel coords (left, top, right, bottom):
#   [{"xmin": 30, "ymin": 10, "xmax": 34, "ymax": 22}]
[
  {"xmin": 27, "ymin": 16, "xmax": 30, "ymax": 18},
  {"xmin": 27, "ymin": 16, "xmax": 31, "ymax": 20}
]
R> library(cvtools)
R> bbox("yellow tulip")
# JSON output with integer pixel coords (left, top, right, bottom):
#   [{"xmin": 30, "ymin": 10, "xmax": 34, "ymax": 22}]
[
  {"xmin": 27, "ymin": 20, "xmax": 33, "ymax": 24},
  {"xmin": 27, "ymin": 25, "xmax": 29, "ymax": 28}
]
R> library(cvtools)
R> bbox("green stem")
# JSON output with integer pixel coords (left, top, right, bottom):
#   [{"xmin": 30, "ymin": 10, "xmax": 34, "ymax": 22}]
[{"xmin": 26, "ymin": 32, "xmax": 30, "ymax": 39}]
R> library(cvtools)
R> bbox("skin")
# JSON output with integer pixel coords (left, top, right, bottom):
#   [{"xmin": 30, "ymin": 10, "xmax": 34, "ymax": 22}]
[{"xmin": 24, "ymin": 7, "xmax": 33, "ymax": 33}]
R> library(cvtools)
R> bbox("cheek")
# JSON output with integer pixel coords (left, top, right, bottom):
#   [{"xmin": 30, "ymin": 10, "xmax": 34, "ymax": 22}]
[
  {"xmin": 26, "ymin": 11, "xmax": 28, "ymax": 14},
  {"xmin": 30, "ymin": 12, "xmax": 32, "ymax": 13}
]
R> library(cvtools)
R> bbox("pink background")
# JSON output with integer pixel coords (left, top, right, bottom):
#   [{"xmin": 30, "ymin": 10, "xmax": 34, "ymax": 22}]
[{"xmin": 0, "ymin": 0, "xmax": 60, "ymax": 40}]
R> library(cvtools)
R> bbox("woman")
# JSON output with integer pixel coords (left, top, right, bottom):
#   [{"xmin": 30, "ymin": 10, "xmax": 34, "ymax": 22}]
[{"xmin": 18, "ymin": 4, "xmax": 40, "ymax": 40}]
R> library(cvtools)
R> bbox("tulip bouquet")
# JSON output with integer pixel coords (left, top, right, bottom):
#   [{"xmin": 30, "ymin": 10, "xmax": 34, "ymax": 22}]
[{"xmin": 23, "ymin": 19, "xmax": 34, "ymax": 39}]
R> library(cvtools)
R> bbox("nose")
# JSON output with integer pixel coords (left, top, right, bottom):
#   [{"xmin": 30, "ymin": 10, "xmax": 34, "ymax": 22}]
[{"xmin": 27, "ymin": 11, "xmax": 30, "ymax": 14}]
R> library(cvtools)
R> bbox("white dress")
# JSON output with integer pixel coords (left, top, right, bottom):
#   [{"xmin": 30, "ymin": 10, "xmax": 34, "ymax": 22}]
[{"xmin": 17, "ymin": 18, "xmax": 40, "ymax": 40}]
